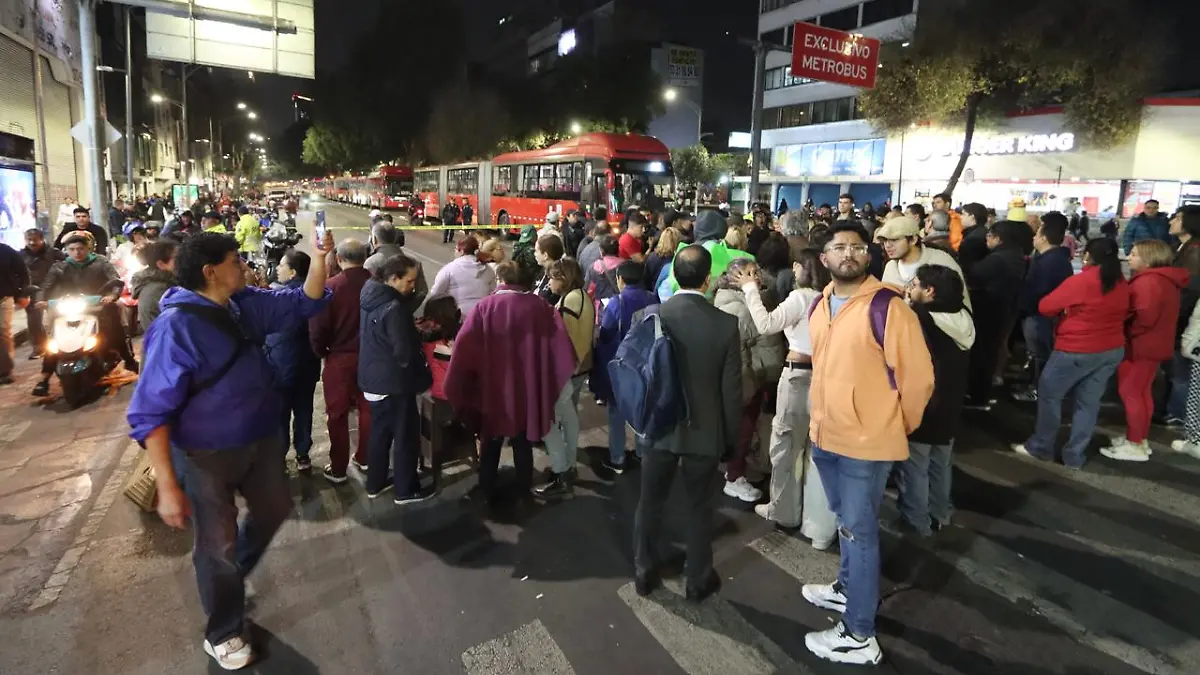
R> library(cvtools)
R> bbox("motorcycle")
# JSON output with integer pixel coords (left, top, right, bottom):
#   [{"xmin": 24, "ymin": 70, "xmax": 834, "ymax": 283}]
[
  {"xmin": 42, "ymin": 287, "xmax": 123, "ymax": 408},
  {"xmin": 262, "ymin": 219, "xmax": 303, "ymax": 283}
]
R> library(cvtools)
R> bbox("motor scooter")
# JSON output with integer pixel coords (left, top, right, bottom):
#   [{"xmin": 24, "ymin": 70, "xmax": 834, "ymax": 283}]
[{"xmin": 36, "ymin": 283, "xmax": 124, "ymax": 408}]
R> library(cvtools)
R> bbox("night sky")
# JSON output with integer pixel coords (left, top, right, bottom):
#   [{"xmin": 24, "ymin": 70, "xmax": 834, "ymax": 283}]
[{"xmin": 148, "ymin": 0, "xmax": 1198, "ymax": 149}]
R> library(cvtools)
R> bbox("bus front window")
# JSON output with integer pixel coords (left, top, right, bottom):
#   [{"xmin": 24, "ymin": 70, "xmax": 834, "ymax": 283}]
[
  {"xmin": 614, "ymin": 172, "xmax": 675, "ymax": 212},
  {"xmin": 386, "ymin": 177, "xmax": 414, "ymax": 196}
]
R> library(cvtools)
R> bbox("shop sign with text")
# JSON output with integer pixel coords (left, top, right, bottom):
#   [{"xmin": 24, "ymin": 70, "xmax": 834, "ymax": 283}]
[
  {"xmin": 911, "ymin": 132, "xmax": 1076, "ymax": 161},
  {"xmin": 790, "ymin": 22, "xmax": 880, "ymax": 89}
]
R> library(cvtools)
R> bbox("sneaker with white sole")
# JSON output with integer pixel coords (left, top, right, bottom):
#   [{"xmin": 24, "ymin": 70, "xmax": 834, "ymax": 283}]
[
  {"xmin": 805, "ymin": 621, "xmax": 883, "ymax": 665},
  {"xmin": 801, "ymin": 581, "xmax": 847, "ymax": 612},
  {"xmin": 1100, "ymin": 440, "xmax": 1150, "ymax": 462},
  {"xmin": 203, "ymin": 635, "xmax": 254, "ymax": 670},
  {"xmin": 1171, "ymin": 439, "xmax": 1200, "ymax": 458},
  {"xmin": 723, "ymin": 476, "xmax": 763, "ymax": 503}
]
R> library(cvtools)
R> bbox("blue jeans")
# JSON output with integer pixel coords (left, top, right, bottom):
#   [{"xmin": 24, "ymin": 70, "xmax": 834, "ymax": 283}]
[
  {"xmin": 172, "ymin": 436, "xmax": 291, "ymax": 645},
  {"xmin": 896, "ymin": 441, "xmax": 954, "ymax": 536},
  {"xmin": 1160, "ymin": 352, "xmax": 1191, "ymax": 421},
  {"xmin": 366, "ymin": 395, "xmax": 420, "ymax": 495},
  {"xmin": 1024, "ymin": 348, "xmax": 1123, "ymax": 468},
  {"xmin": 811, "ymin": 446, "xmax": 892, "ymax": 638},
  {"xmin": 279, "ymin": 378, "xmax": 317, "ymax": 459},
  {"xmin": 1022, "ymin": 316, "xmax": 1054, "ymax": 383},
  {"xmin": 544, "ymin": 375, "xmax": 586, "ymax": 474},
  {"xmin": 608, "ymin": 403, "xmax": 647, "ymax": 465}
]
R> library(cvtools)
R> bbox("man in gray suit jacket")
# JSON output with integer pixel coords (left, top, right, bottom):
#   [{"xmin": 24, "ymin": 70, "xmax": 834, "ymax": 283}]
[{"xmin": 634, "ymin": 244, "xmax": 741, "ymax": 601}]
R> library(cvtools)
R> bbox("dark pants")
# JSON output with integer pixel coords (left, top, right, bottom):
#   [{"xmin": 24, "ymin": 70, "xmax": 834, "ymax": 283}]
[
  {"xmin": 322, "ymin": 352, "xmax": 371, "ymax": 472},
  {"xmin": 366, "ymin": 394, "xmax": 420, "ymax": 495},
  {"xmin": 1022, "ymin": 315, "xmax": 1055, "ymax": 385},
  {"xmin": 1156, "ymin": 352, "xmax": 1191, "ymax": 421},
  {"xmin": 634, "ymin": 450, "xmax": 720, "ymax": 588},
  {"xmin": 726, "ymin": 386, "xmax": 768, "ymax": 481},
  {"xmin": 442, "ymin": 225, "xmax": 457, "ymax": 243},
  {"xmin": 279, "ymin": 378, "xmax": 318, "ymax": 460},
  {"xmin": 172, "ymin": 436, "xmax": 291, "ymax": 646},
  {"xmin": 968, "ymin": 314, "xmax": 1008, "ymax": 401},
  {"xmin": 26, "ymin": 304, "xmax": 47, "ymax": 355},
  {"xmin": 41, "ymin": 304, "xmax": 133, "ymax": 376},
  {"xmin": 479, "ymin": 434, "xmax": 533, "ymax": 496}
]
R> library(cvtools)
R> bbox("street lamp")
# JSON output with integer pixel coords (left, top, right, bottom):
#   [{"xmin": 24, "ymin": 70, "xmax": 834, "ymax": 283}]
[
  {"xmin": 150, "ymin": 93, "xmax": 165, "ymax": 104},
  {"xmin": 247, "ymin": 112, "xmax": 258, "ymax": 120},
  {"xmin": 237, "ymin": 102, "xmax": 247, "ymax": 110},
  {"xmin": 663, "ymin": 87, "xmax": 703, "ymax": 146},
  {"xmin": 570, "ymin": 121, "xmax": 583, "ymax": 135}
]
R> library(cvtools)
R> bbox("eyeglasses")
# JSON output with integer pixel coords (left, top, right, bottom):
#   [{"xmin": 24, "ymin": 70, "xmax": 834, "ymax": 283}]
[{"xmin": 824, "ymin": 244, "xmax": 869, "ymax": 256}]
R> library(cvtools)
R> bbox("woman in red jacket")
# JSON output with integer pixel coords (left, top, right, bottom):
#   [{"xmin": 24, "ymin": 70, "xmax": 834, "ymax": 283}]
[
  {"xmin": 1014, "ymin": 238, "xmax": 1130, "ymax": 468},
  {"xmin": 1103, "ymin": 240, "xmax": 1190, "ymax": 461}
]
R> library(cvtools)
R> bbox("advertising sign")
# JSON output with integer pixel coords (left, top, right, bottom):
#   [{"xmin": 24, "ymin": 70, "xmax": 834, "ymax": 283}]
[
  {"xmin": 790, "ymin": 22, "xmax": 880, "ymax": 89},
  {"xmin": 146, "ymin": 0, "xmax": 315, "ymax": 79},
  {"xmin": 772, "ymin": 139, "xmax": 886, "ymax": 177},
  {"xmin": 667, "ymin": 45, "xmax": 702, "ymax": 87},
  {"xmin": 0, "ymin": 165, "xmax": 37, "ymax": 250},
  {"xmin": 172, "ymin": 183, "xmax": 200, "ymax": 208}
]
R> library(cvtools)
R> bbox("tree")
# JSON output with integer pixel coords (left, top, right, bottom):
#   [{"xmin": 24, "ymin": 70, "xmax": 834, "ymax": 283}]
[
  {"xmin": 420, "ymin": 80, "xmax": 515, "ymax": 164},
  {"xmin": 671, "ymin": 144, "xmax": 714, "ymax": 188},
  {"xmin": 859, "ymin": 0, "xmax": 1163, "ymax": 196},
  {"xmin": 710, "ymin": 152, "xmax": 748, "ymax": 180}
]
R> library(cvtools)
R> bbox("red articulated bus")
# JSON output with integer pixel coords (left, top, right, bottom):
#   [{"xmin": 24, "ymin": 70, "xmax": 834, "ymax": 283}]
[
  {"xmin": 490, "ymin": 133, "xmax": 675, "ymax": 233},
  {"xmin": 410, "ymin": 133, "xmax": 675, "ymax": 234}
]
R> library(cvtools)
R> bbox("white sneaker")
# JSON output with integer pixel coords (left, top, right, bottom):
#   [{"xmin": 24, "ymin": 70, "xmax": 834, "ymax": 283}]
[
  {"xmin": 723, "ymin": 477, "xmax": 763, "ymax": 503},
  {"xmin": 203, "ymin": 636, "xmax": 254, "ymax": 670},
  {"xmin": 801, "ymin": 581, "xmax": 847, "ymax": 612},
  {"xmin": 1011, "ymin": 444, "xmax": 1033, "ymax": 458},
  {"xmin": 1171, "ymin": 439, "xmax": 1200, "ymax": 458},
  {"xmin": 753, "ymin": 503, "xmax": 772, "ymax": 521},
  {"xmin": 1100, "ymin": 441, "xmax": 1150, "ymax": 462},
  {"xmin": 805, "ymin": 621, "xmax": 883, "ymax": 665},
  {"xmin": 1105, "ymin": 434, "xmax": 1127, "ymax": 449}
]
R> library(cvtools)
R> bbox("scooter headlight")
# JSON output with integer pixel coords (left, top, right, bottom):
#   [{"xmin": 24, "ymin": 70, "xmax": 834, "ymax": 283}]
[
  {"xmin": 57, "ymin": 298, "xmax": 87, "ymax": 317},
  {"xmin": 45, "ymin": 340, "xmax": 58, "ymax": 354},
  {"xmin": 83, "ymin": 336, "xmax": 98, "ymax": 351}
]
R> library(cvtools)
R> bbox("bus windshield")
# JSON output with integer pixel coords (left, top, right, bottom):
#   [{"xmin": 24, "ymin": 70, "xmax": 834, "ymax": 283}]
[
  {"xmin": 385, "ymin": 177, "xmax": 414, "ymax": 196},
  {"xmin": 613, "ymin": 171, "xmax": 675, "ymax": 212}
]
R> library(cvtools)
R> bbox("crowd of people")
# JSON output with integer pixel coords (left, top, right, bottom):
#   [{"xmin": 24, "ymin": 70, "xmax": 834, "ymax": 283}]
[{"xmin": 2, "ymin": 185, "xmax": 1197, "ymax": 670}]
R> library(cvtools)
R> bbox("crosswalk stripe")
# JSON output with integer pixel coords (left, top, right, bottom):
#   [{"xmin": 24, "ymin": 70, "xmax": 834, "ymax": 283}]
[
  {"xmin": 461, "ymin": 619, "xmax": 576, "ymax": 675},
  {"xmin": 617, "ymin": 580, "xmax": 812, "ymax": 675},
  {"xmin": 749, "ymin": 530, "xmax": 838, "ymax": 587},
  {"xmin": 932, "ymin": 532, "xmax": 1198, "ymax": 675}
]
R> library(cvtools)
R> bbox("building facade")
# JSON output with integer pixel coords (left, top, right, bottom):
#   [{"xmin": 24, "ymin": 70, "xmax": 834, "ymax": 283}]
[
  {"xmin": 0, "ymin": 0, "xmax": 85, "ymax": 243},
  {"xmin": 750, "ymin": 0, "xmax": 917, "ymax": 209}
]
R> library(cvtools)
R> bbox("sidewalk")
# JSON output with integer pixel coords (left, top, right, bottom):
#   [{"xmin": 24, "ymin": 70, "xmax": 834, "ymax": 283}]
[{"xmin": 11, "ymin": 307, "xmax": 27, "ymax": 347}]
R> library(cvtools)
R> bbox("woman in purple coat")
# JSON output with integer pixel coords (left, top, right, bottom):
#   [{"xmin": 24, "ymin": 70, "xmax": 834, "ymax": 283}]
[{"xmin": 445, "ymin": 261, "xmax": 577, "ymax": 505}]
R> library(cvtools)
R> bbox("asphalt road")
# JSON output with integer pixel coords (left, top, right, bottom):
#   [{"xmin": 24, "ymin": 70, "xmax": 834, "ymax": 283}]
[{"xmin": 0, "ymin": 202, "xmax": 1196, "ymax": 674}]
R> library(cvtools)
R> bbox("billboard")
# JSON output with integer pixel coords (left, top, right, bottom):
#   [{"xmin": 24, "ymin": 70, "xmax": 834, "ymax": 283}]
[
  {"xmin": 771, "ymin": 139, "xmax": 887, "ymax": 178},
  {"xmin": 0, "ymin": 165, "xmax": 37, "ymax": 250},
  {"xmin": 666, "ymin": 45, "xmax": 702, "ymax": 88},
  {"xmin": 146, "ymin": 0, "xmax": 315, "ymax": 79},
  {"xmin": 790, "ymin": 22, "xmax": 880, "ymax": 89}
]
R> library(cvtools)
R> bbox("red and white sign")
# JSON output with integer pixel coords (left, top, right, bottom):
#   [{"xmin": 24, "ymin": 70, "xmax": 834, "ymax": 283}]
[{"xmin": 790, "ymin": 22, "xmax": 881, "ymax": 89}]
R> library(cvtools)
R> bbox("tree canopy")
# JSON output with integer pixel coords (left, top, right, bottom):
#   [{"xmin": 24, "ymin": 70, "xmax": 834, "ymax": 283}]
[{"xmin": 859, "ymin": 0, "xmax": 1164, "ymax": 195}]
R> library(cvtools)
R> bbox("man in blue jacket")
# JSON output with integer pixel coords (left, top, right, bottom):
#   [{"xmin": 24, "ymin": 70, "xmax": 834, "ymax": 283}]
[
  {"xmin": 126, "ymin": 232, "xmax": 329, "ymax": 670},
  {"xmin": 1122, "ymin": 199, "xmax": 1172, "ymax": 254},
  {"xmin": 265, "ymin": 249, "xmax": 322, "ymax": 472},
  {"xmin": 1014, "ymin": 213, "xmax": 1075, "ymax": 402}
]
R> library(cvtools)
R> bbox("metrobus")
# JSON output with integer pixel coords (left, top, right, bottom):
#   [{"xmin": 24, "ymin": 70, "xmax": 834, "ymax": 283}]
[
  {"xmin": 410, "ymin": 133, "xmax": 675, "ymax": 234},
  {"xmin": 322, "ymin": 166, "xmax": 415, "ymax": 210}
]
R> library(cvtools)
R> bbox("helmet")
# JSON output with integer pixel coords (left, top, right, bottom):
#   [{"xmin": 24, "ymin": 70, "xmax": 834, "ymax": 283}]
[
  {"xmin": 368, "ymin": 209, "xmax": 381, "ymax": 221},
  {"xmin": 123, "ymin": 220, "xmax": 146, "ymax": 237}
]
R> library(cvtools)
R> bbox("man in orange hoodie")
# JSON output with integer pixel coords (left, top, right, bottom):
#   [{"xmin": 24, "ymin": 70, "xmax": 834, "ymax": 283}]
[{"xmin": 800, "ymin": 221, "xmax": 935, "ymax": 666}]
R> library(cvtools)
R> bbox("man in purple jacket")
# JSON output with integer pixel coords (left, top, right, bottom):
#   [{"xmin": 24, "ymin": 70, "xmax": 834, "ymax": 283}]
[{"xmin": 126, "ymin": 232, "xmax": 329, "ymax": 670}]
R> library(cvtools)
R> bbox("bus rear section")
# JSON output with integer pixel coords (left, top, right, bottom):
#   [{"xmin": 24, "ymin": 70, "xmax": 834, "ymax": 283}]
[
  {"xmin": 446, "ymin": 165, "xmax": 483, "ymax": 228},
  {"xmin": 414, "ymin": 169, "xmax": 440, "ymax": 223}
]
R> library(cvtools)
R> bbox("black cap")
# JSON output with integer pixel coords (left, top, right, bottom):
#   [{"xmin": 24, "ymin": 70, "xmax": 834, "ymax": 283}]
[{"xmin": 203, "ymin": 211, "xmax": 221, "ymax": 220}]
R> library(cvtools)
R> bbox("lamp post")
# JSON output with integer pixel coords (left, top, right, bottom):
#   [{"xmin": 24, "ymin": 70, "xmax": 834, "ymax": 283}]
[
  {"xmin": 150, "ymin": 92, "xmax": 189, "ymax": 182},
  {"xmin": 664, "ymin": 87, "xmax": 703, "ymax": 147}
]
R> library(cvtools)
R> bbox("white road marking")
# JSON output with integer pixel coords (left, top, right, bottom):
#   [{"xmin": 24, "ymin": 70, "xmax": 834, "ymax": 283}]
[
  {"xmin": 28, "ymin": 440, "xmax": 141, "ymax": 611},
  {"xmin": 461, "ymin": 619, "xmax": 576, "ymax": 675},
  {"xmin": 617, "ymin": 580, "xmax": 810, "ymax": 675}
]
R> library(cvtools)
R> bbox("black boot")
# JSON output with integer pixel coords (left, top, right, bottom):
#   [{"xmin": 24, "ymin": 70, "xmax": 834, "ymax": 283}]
[{"xmin": 32, "ymin": 378, "xmax": 50, "ymax": 397}]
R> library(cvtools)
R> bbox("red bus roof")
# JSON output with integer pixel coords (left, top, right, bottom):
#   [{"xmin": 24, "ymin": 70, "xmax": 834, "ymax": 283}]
[
  {"xmin": 492, "ymin": 133, "xmax": 671, "ymax": 165},
  {"xmin": 376, "ymin": 165, "xmax": 413, "ymax": 178}
]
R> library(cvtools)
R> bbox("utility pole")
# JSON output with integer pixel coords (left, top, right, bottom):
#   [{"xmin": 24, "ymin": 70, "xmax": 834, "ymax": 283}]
[
  {"xmin": 78, "ymin": 0, "xmax": 109, "ymax": 225},
  {"xmin": 124, "ymin": 5, "xmax": 134, "ymax": 199},
  {"xmin": 741, "ymin": 37, "xmax": 788, "ymax": 212}
]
